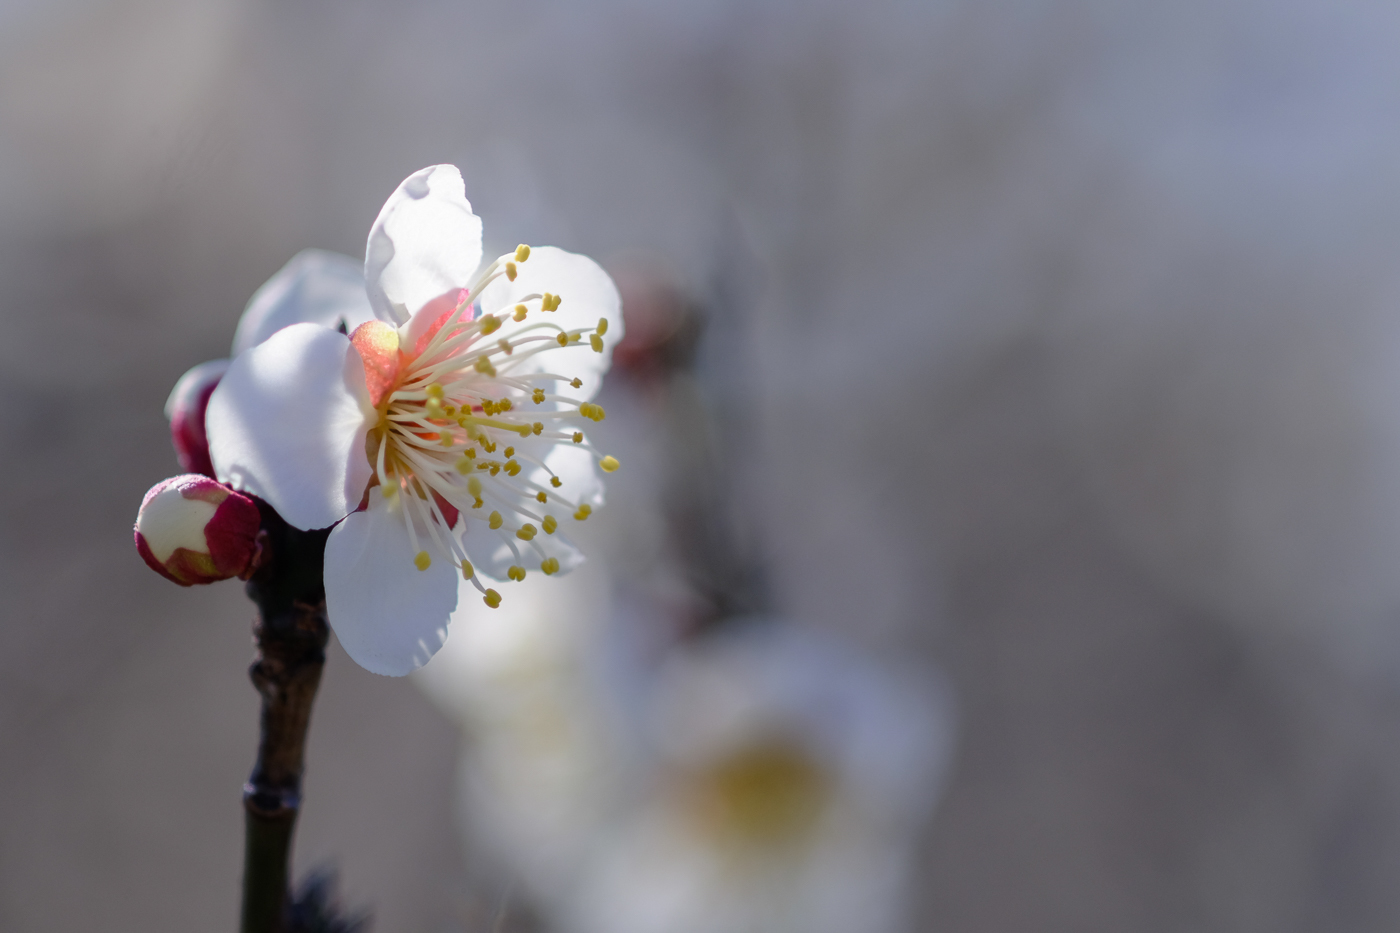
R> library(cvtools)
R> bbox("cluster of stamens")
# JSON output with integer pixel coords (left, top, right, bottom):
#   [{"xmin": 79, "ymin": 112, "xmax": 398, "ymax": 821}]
[{"xmin": 367, "ymin": 245, "xmax": 619, "ymax": 608}]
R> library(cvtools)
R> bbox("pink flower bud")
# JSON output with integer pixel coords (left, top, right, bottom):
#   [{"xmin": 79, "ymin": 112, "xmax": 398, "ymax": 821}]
[
  {"xmin": 134, "ymin": 474, "xmax": 262, "ymax": 586},
  {"xmin": 165, "ymin": 359, "xmax": 229, "ymax": 477}
]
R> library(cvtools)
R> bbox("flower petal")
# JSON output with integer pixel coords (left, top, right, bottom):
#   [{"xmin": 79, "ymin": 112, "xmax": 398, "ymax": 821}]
[
  {"xmin": 324, "ymin": 492, "xmax": 460, "ymax": 675},
  {"xmin": 207, "ymin": 323, "xmax": 373, "ymax": 530},
  {"xmin": 480, "ymin": 246, "xmax": 623, "ymax": 401},
  {"xmin": 365, "ymin": 165, "xmax": 483, "ymax": 325},
  {"xmin": 462, "ymin": 519, "xmax": 586, "ymax": 582},
  {"xmin": 231, "ymin": 249, "xmax": 377, "ymax": 357}
]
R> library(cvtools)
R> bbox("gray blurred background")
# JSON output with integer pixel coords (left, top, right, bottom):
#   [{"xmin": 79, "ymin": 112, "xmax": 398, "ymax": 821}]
[{"xmin": 8, "ymin": 0, "xmax": 1400, "ymax": 929}]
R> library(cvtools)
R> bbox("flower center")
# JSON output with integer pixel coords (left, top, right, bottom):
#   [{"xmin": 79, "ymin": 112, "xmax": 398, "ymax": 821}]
[
  {"xmin": 686, "ymin": 741, "xmax": 832, "ymax": 851},
  {"xmin": 349, "ymin": 247, "xmax": 617, "ymax": 608}
]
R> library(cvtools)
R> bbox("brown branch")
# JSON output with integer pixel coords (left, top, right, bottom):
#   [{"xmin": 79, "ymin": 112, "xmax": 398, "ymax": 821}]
[{"xmin": 240, "ymin": 502, "xmax": 332, "ymax": 933}]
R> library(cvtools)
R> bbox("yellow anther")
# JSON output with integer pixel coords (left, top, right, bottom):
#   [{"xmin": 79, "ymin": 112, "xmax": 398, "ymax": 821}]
[
  {"xmin": 541, "ymin": 557, "xmax": 560, "ymax": 575},
  {"xmin": 414, "ymin": 551, "xmax": 432, "ymax": 571},
  {"xmin": 467, "ymin": 476, "xmax": 483, "ymax": 498},
  {"xmin": 528, "ymin": 422, "xmax": 540, "ymax": 435},
  {"xmin": 475, "ymin": 356, "xmax": 497, "ymax": 376},
  {"xmin": 517, "ymin": 424, "xmax": 532, "ymax": 437},
  {"xmin": 489, "ymin": 511, "xmax": 503, "ymax": 529},
  {"xmin": 532, "ymin": 388, "xmax": 546, "ymax": 404},
  {"xmin": 461, "ymin": 559, "xmax": 474, "ymax": 579},
  {"xmin": 514, "ymin": 304, "xmax": 528, "ymax": 322},
  {"xmin": 488, "ymin": 463, "xmax": 500, "ymax": 476},
  {"xmin": 426, "ymin": 383, "xmax": 445, "ymax": 399},
  {"xmin": 572, "ymin": 432, "xmax": 584, "ymax": 443},
  {"xmin": 542, "ymin": 515, "xmax": 558, "ymax": 534},
  {"xmin": 505, "ymin": 262, "xmax": 517, "ymax": 281},
  {"xmin": 498, "ymin": 338, "xmax": 513, "ymax": 355},
  {"xmin": 465, "ymin": 448, "xmax": 476, "ymax": 459},
  {"xmin": 550, "ymin": 476, "xmax": 562, "ymax": 488},
  {"xmin": 504, "ymin": 446, "xmax": 515, "ymax": 458},
  {"xmin": 590, "ymin": 334, "xmax": 604, "ymax": 353},
  {"xmin": 542, "ymin": 292, "xmax": 555, "ymax": 310},
  {"xmin": 599, "ymin": 455, "xmax": 620, "ymax": 473},
  {"xmin": 536, "ymin": 491, "xmax": 548, "ymax": 503},
  {"xmin": 571, "ymin": 378, "xmax": 583, "ymax": 389},
  {"xmin": 516, "ymin": 523, "xmax": 537, "ymax": 541},
  {"xmin": 425, "ymin": 397, "xmax": 445, "ymax": 416},
  {"xmin": 504, "ymin": 460, "xmax": 521, "ymax": 476},
  {"xmin": 482, "ymin": 438, "xmax": 497, "ymax": 453},
  {"xmin": 573, "ymin": 504, "xmax": 592, "ymax": 521},
  {"xmin": 455, "ymin": 456, "xmax": 474, "ymax": 475},
  {"xmin": 381, "ymin": 482, "xmax": 398, "ymax": 498},
  {"xmin": 507, "ymin": 565, "xmax": 526, "ymax": 581},
  {"xmin": 557, "ymin": 332, "xmax": 569, "ymax": 346},
  {"xmin": 439, "ymin": 431, "xmax": 455, "ymax": 447},
  {"xmin": 500, "ymin": 399, "xmax": 513, "ymax": 411},
  {"xmin": 596, "ymin": 318, "xmax": 609, "ymax": 336},
  {"xmin": 515, "ymin": 244, "xmax": 531, "ymax": 262},
  {"xmin": 483, "ymin": 589, "xmax": 501, "ymax": 608},
  {"xmin": 472, "ymin": 497, "xmax": 484, "ymax": 509},
  {"xmin": 444, "ymin": 405, "xmax": 456, "ymax": 416},
  {"xmin": 479, "ymin": 314, "xmax": 501, "ymax": 335}
]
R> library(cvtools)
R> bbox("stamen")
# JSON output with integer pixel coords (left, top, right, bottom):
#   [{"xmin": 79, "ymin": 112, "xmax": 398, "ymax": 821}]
[
  {"xmin": 414, "ymin": 551, "xmax": 432, "ymax": 571},
  {"xmin": 600, "ymin": 456, "xmax": 620, "ymax": 473},
  {"xmin": 484, "ymin": 589, "xmax": 502, "ymax": 608}
]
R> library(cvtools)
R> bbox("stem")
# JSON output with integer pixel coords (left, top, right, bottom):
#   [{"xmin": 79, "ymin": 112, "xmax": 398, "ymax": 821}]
[{"xmin": 240, "ymin": 503, "xmax": 332, "ymax": 933}]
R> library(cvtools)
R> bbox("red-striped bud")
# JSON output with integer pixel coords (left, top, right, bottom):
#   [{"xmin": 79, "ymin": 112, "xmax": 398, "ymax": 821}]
[
  {"xmin": 134, "ymin": 474, "xmax": 262, "ymax": 586},
  {"xmin": 165, "ymin": 359, "xmax": 229, "ymax": 477}
]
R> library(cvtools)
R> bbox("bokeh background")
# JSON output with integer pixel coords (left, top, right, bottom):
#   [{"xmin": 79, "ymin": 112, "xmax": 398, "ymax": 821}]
[{"xmin": 8, "ymin": 0, "xmax": 1400, "ymax": 929}]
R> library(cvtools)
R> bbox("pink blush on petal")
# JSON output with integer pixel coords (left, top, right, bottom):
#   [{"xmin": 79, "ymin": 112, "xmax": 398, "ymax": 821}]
[{"xmin": 350, "ymin": 320, "xmax": 403, "ymax": 407}]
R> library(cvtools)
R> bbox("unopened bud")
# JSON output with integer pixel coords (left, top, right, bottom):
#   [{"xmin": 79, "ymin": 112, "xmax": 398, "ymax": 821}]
[
  {"xmin": 164, "ymin": 359, "xmax": 230, "ymax": 477},
  {"xmin": 134, "ymin": 475, "xmax": 262, "ymax": 586}
]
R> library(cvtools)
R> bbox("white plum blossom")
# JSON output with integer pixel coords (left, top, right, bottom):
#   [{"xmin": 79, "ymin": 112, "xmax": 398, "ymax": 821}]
[
  {"xmin": 563, "ymin": 622, "xmax": 953, "ymax": 933},
  {"xmin": 419, "ymin": 613, "xmax": 954, "ymax": 933},
  {"xmin": 205, "ymin": 164, "xmax": 623, "ymax": 675}
]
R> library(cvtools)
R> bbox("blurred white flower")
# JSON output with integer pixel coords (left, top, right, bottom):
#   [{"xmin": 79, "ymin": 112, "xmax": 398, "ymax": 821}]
[
  {"xmin": 205, "ymin": 164, "xmax": 624, "ymax": 675},
  {"xmin": 420, "ymin": 611, "xmax": 953, "ymax": 933},
  {"xmin": 565, "ymin": 622, "xmax": 952, "ymax": 933}
]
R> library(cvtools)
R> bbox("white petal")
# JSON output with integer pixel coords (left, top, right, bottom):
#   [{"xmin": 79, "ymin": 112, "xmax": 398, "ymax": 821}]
[
  {"xmin": 462, "ymin": 520, "xmax": 585, "ymax": 581},
  {"xmin": 540, "ymin": 441, "xmax": 606, "ymax": 509},
  {"xmin": 324, "ymin": 493, "xmax": 459, "ymax": 675},
  {"xmin": 207, "ymin": 323, "xmax": 373, "ymax": 530},
  {"xmin": 364, "ymin": 165, "xmax": 483, "ymax": 325},
  {"xmin": 481, "ymin": 246, "xmax": 623, "ymax": 401},
  {"xmin": 231, "ymin": 250, "xmax": 377, "ymax": 357}
]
